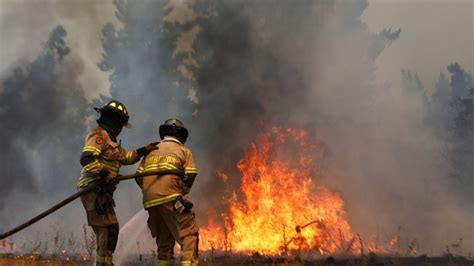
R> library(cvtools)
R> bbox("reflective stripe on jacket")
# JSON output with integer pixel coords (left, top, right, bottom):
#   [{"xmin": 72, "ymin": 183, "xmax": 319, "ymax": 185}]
[
  {"xmin": 136, "ymin": 136, "xmax": 198, "ymax": 209},
  {"xmin": 77, "ymin": 127, "xmax": 140, "ymax": 189}
]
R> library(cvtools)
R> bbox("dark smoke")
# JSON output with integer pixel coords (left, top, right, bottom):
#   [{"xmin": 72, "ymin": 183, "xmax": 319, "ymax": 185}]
[
  {"xmin": 189, "ymin": 0, "xmax": 401, "ymax": 202},
  {"xmin": 0, "ymin": 26, "xmax": 91, "ymax": 230}
]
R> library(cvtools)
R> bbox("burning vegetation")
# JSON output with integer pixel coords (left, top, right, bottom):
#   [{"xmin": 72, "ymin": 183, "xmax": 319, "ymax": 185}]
[{"xmin": 200, "ymin": 127, "xmax": 390, "ymax": 256}]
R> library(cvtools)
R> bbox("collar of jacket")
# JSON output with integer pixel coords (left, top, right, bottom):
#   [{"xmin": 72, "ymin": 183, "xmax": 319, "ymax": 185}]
[
  {"xmin": 98, "ymin": 124, "xmax": 119, "ymax": 142},
  {"xmin": 162, "ymin": 136, "xmax": 182, "ymax": 145}
]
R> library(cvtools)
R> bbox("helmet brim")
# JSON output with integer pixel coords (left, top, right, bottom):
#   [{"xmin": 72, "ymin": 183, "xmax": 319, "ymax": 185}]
[{"xmin": 124, "ymin": 122, "xmax": 132, "ymax": 128}]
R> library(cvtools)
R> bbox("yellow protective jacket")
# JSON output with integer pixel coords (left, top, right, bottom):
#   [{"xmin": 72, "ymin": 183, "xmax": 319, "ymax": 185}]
[
  {"xmin": 136, "ymin": 136, "xmax": 198, "ymax": 209},
  {"xmin": 77, "ymin": 127, "xmax": 141, "ymax": 189}
]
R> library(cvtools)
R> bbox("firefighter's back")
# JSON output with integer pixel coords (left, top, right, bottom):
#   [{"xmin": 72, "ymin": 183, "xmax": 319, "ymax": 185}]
[{"xmin": 139, "ymin": 137, "xmax": 191, "ymax": 207}]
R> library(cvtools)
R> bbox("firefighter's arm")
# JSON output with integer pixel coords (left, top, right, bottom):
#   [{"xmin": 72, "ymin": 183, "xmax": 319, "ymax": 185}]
[
  {"xmin": 80, "ymin": 131, "xmax": 110, "ymax": 178},
  {"xmin": 183, "ymin": 149, "xmax": 198, "ymax": 194},
  {"xmin": 119, "ymin": 142, "xmax": 159, "ymax": 165},
  {"xmin": 119, "ymin": 149, "xmax": 140, "ymax": 166}
]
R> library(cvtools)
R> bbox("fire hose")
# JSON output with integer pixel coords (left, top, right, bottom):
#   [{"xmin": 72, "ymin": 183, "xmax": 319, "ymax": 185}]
[{"xmin": 0, "ymin": 170, "xmax": 183, "ymax": 240}]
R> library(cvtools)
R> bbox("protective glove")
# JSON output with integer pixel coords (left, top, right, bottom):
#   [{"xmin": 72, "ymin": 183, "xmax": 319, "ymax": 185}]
[
  {"xmin": 137, "ymin": 142, "xmax": 159, "ymax": 157},
  {"xmin": 145, "ymin": 142, "xmax": 159, "ymax": 152},
  {"xmin": 98, "ymin": 168, "xmax": 111, "ymax": 179},
  {"xmin": 98, "ymin": 168, "xmax": 119, "ymax": 183}
]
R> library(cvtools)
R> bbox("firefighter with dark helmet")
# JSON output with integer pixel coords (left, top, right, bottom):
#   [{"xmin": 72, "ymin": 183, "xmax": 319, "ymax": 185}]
[
  {"xmin": 77, "ymin": 100, "xmax": 158, "ymax": 266},
  {"xmin": 135, "ymin": 118, "xmax": 199, "ymax": 266}
]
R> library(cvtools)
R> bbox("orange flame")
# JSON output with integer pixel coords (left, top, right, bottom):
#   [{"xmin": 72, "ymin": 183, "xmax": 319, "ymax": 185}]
[{"xmin": 200, "ymin": 127, "xmax": 358, "ymax": 255}]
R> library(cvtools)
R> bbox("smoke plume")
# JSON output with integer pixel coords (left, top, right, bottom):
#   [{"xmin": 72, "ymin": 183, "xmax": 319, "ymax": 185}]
[{"xmin": 0, "ymin": 26, "xmax": 92, "ymax": 232}]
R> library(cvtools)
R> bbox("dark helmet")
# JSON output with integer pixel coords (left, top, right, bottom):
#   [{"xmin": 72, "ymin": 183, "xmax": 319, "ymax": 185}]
[
  {"xmin": 159, "ymin": 118, "xmax": 188, "ymax": 144},
  {"xmin": 94, "ymin": 100, "xmax": 131, "ymax": 137}
]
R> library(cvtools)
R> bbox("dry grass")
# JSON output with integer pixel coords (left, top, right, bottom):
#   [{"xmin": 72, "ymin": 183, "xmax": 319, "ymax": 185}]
[{"xmin": 0, "ymin": 255, "xmax": 88, "ymax": 266}]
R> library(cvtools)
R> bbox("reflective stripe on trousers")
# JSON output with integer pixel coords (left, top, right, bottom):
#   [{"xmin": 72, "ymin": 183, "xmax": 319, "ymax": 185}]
[
  {"xmin": 97, "ymin": 254, "xmax": 113, "ymax": 265},
  {"xmin": 157, "ymin": 259, "xmax": 175, "ymax": 266}
]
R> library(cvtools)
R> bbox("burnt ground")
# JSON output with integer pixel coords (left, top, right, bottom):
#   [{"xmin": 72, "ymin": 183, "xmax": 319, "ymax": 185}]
[
  {"xmin": 198, "ymin": 253, "xmax": 474, "ymax": 266},
  {"xmin": 122, "ymin": 252, "xmax": 474, "ymax": 266},
  {"xmin": 1, "ymin": 253, "xmax": 473, "ymax": 266}
]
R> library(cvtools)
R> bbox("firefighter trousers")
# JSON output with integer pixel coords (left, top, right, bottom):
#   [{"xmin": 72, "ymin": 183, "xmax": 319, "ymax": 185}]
[
  {"xmin": 92, "ymin": 224, "xmax": 119, "ymax": 266},
  {"xmin": 147, "ymin": 201, "xmax": 199, "ymax": 266},
  {"xmin": 81, "ymin": 189, "xmax": 119, "ymax": 266}
]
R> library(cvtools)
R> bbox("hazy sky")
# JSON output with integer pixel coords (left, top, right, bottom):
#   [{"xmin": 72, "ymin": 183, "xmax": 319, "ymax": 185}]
[
  {"xmin": 0, "ymin": 0, "xmax": 472, "ymax": 96},
  {"xmin": 362, "ymin": 0, "xmax": 473, "ymax": 93},
  {"xmin": 0, "ymin": 0, "xmax": 117, "ymax": 98}
]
